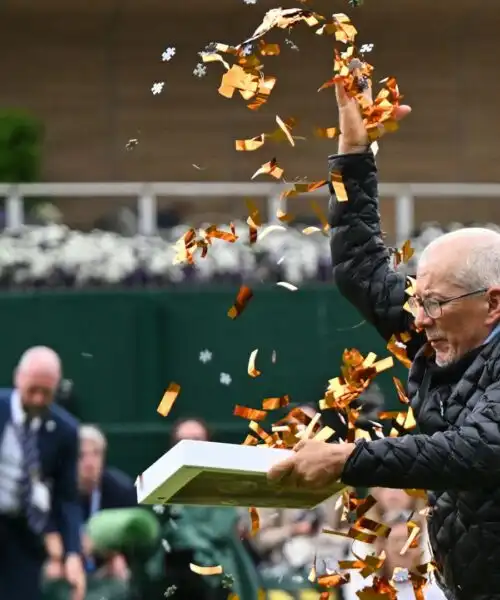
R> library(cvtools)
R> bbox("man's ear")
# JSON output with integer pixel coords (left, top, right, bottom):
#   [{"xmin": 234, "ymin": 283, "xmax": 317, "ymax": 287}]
[
  {"xmin": 13, "ymin": 366, "xmax": 19, "ymax": 389},
  {"xmin": 486, "ymin": 287, "xmax": 500, "ymax": 326}
]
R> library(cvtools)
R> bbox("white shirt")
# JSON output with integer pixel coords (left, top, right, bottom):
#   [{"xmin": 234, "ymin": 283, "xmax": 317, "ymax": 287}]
[{"xmin": 0, "ymin": 391, "xmax": 41, "ymax": 515}]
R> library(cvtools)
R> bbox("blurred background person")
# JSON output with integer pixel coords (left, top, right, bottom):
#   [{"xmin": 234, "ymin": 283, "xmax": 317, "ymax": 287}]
[
  {"xmin": 153, "ymin": 417, "xmax": 257, "ymax": 600},
  {"xmin": 245, "ymin": 405, "xmax": 348, "ymax": 584},
  {"xmin": 78, "ymin": 424, "xmax": 137, "ymax": 580},
  {"xmin": 343, "ymin": 514, "xmax": 445, "ymax": 600},
  {"xmin": 0, "ymin": 346, "xmax": 85, "ymax": 600}
]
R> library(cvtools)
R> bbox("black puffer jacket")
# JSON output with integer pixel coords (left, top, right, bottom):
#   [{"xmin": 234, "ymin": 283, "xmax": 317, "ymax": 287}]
[{"xmin": 329, "ymin": 152, "xmax": 500, "ymax": 600}]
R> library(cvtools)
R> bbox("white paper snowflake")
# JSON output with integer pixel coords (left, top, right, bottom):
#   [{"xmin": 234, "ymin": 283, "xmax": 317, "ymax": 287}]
[
  {"xmin": 199, "ymin": 349, "xmax": 213, "ymax": 364},
  {"xmin": 241, "ymin": 43, "xmax": 253, "ymax": 56},
  {"xmin": 162, "ymin": 47, "xmax": 176, "ymax": 62},
  {"xmin": 161, "ymin": 539, "xmax": 171, "ymax": 552},
  {"xmin": 244, "ymin": 0, "xmax": 257, "ymax": 4},
  {"xmin": 360, "ymin": 43, "xmax": 374, "ymax": 53},
  {"xmin": 285, "ymin": 38, "xmax": 299, "ymax": 51},
  {"xmin": 220, "ymin": 372, "xmax": 232, "ymax": 386},
  {"xmin": 193, "ymin": 63, "xmax": 207, "ymax": 78},
  {"xmin": 151, "ymin": 82, "xmax": 165, "ymax": 95},
  {"xmin": 153, "ymin": 504, "xmax": 166, "ymax": 515}
]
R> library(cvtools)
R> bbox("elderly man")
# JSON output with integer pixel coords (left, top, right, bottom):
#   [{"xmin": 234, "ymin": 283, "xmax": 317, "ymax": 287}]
[
  {"xmin": 78, "ymin": 424, "xmax": 136, "ymax": 578},
  {"xmin": 0, "ymin": 346, "xmax": 85, "ymax": 600},
  {"xmin": 268, "ymin": 83, "xmax": 500, "ymax": 600}
]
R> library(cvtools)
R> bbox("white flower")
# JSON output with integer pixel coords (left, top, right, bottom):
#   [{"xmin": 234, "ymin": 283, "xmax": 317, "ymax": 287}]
[
  {"xmin": 199, "ymin": 349, "xmax": 213, "ymax": 364},
  {"xmin": 220, "ymin": 372, "xmax": 232, "ymax": 386},
  {"xmin": 161, "ymin": 47, "xmax": 176, "ymax": 61},
  {"xmin": 151, "ymin": 82, "xmax": 165, "ymax": 95}
]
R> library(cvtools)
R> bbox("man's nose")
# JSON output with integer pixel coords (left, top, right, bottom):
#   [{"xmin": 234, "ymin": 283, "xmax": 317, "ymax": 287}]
[{"xmin": 413, "ymin": 305, "xmax": 433, "ymax": 329}]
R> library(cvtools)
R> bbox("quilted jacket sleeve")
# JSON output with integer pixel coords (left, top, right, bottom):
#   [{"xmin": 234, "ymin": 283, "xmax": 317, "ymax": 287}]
[
  {"xmin": 328, "ymin": 152, "xmax": 414, "ymax": 343},
  {"xmin": 341, "ymin": 382, "xmax": 500, "ymax": 490}
]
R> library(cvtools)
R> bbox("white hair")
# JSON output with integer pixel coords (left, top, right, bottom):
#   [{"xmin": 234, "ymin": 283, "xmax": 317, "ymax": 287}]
[
  {"xmin": 79, "ymin": 424, "xmax": 107, "ymax": 451},
  {"xmin": 419, "ymin": 227, "xmax": 500, "ymax": 292}
]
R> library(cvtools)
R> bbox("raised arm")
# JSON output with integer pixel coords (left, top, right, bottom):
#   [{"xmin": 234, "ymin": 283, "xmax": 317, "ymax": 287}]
[
  {"xmin": 329, "ymin": 82, "xmax": 416, "ymax": 344},
  {"xmin": 329, "ymin": 151, "xmax": 410, "ymax": 341}
]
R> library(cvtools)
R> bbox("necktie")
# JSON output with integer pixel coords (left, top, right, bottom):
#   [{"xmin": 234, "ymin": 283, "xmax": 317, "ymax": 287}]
[{"xmin": 19, "ymin": 421, "xmax": 47, "ymax": 535}]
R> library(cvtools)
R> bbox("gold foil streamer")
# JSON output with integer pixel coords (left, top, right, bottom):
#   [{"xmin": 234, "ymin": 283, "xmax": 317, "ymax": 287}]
[
  {"xmin": 189, "ymin": 564, "xmax": 223, "ymax": 576},
  {"xmin": 387, "ymin": 334, "xmax": 412, "ymax": 369},
  {"xmin": 247, "ymin": 349, "xmax": 262, "ymax": 378},
  {"xmin": 157, "ymin": 383, "xmax": 180, "ymax": 417},
  {"xmin": 262, "ymin": 396, "xmax": 290, "ymax": 410},
  {"xmin": 228, "ymin": 285, "xmax": 254, "ymax": 319},
  {"xmin": 233, "ymin": 405, "xmax": 267, "ymax": 421},
  {"xmin": 249, "ymin": 506, "xmax": 260, "ymax": 535},
  {"xmin": 251, "ymin": 158, "xmax": 284, "ymax": 180},
  {"xmin": 330, "ymin": 171, "xmax": 348, "ymax": 202}
]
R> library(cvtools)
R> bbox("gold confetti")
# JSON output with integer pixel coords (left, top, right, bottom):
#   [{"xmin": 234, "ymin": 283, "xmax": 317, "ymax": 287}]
[
  {"xmin": 313, "ymin": 426, "xmax": 336, "ymax": 442},
  {"xmin": 258, "ymin": 225, "xmax": 287, "ymax": 240},
  {"xmin": 330, "ymin": 171, "xmax": 348, "ymax": 202},
  {"xmin": 262, "ymin": 395, "xmax": 289, "ymax": 410},
  {"xmin": 241, "ymin": 7, "xmax": 323, "ymax": 46},
  {"xmin": 249, "ymin": 506, "xmax": 260, "ymax": 535},
  {"xmin": 233, "ymin": 405, "xmax": 267, "ymax": 421},
  {"xmin": 246, "ymin": 199, "xmax": 262, "ymax": 228},
  {"xmin": 247, "ymin": 349, "xmax": 262, "ymax": 378},
  {"xmin": 228, "ymin": 285, "xmax": 254, "ymax": 319},
  {"xmin": 280, "ymin": 180, "xmax": 327, "ymax": 201},
  {"xmin": 392, "ymin": 239, "xmax": 415, "ymax": 267},
  {"xmin": 189, "ymin": 564, "xmax": 223, "ymax": 576},
  {"xmin": 258, "ymin": 40, "xmax": 281, "ymax": 56},
  {"xmin": 235, "ymin": 135, "xmax": 265, "ymax": 152},
  {"xmin": 387, "ymin": 334, "xmax": 412, "ymax": 369},
  {"xmin": 303, "ymin": 227, "xmax": 323, "ymax": 235},
  {"xmin": 314, "ymin": 126, "xmax": 339, "ymax": 139},
  {"xmin": 251, "ymin": 158, "xmax": 284, "ymax": 180},
  {"xmin": 157, "ymin": 383, "xmax": 181, "ymax": 417}
]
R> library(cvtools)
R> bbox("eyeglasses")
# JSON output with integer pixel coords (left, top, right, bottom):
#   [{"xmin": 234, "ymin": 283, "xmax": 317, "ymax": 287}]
[{"xmin": 407, "ymin": 288, "xmax": 488, "ymax": 319}]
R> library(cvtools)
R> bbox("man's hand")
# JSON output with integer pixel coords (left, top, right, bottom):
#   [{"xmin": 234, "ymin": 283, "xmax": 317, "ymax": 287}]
[
  {"xmin": 336, "ymin": 81, "xmax": 412, "ymax": 154},
  {"xmin": 65, "ymin": 553, "xmax": 86, "ymax": 600},
  {"xmin": 267, "ymin": 439, "xmax": 356, "ymax": 488},
  {"xmin": 44, "ymin": 558, "xmax": 65, "ymax": 580}
]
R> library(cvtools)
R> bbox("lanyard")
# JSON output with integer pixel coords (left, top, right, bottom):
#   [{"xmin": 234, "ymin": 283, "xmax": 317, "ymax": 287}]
[
  {"xmin": 84, "ymin": 487, "xmax": 101, "ymax": 573},
  {"xmin": 89, "ymin": 487, "xmax": 101, "ymax": 517}
]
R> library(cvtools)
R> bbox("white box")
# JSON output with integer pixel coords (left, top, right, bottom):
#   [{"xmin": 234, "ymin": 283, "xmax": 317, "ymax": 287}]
[{"xmin": 137, "ymin": 440, "xmax": 345, "ymax": 509}]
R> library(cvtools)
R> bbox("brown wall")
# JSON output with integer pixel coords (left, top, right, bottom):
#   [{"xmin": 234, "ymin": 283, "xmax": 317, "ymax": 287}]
[{"xmin": 2, "ymin": 0, "xmax": 500, "ymax": 231}]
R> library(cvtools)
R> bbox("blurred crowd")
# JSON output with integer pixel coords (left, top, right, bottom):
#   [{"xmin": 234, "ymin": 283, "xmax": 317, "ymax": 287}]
[
  {"xmin": 1, "ymin": 219, "xmax": 500, "ymax": 290},
  {"xmin": 53, "ymin": 403, "xmax": 445, "ymax": 600}
]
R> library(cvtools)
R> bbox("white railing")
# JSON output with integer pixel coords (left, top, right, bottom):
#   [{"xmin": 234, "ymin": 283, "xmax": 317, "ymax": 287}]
[{"xmin": 1, "ymin": 182, "xmax": 500, "ymax": 245}]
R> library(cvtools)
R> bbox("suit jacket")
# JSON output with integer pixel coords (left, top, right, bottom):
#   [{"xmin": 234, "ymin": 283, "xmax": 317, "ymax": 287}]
[
  {"xmin": 81, "ymin": 467, "xmax": 136, "ymax": 523},
  {"xmin": 0, "ymin": 389, "xmax": 82, "ymax": 555}
]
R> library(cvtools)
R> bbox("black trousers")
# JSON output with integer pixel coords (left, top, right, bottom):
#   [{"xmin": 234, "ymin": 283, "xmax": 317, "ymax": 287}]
[{"xmin": 0, "ymin": 515, "xmax": 45, "ymax": 600}]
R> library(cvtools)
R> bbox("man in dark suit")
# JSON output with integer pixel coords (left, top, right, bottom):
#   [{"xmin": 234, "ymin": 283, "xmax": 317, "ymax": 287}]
[
  {"xmin": 0, "ymin": 346, "xmax": 85, "ymax": 600},
  {"xmin": 78, "ymin": 424, "xmax": 136, "ymax": 579}
]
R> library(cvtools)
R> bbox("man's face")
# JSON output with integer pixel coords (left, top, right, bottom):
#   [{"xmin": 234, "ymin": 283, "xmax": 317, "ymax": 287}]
[
  {"xmin": 383, "ymin": 522, "xmax": 419, "ymax": 570},
  {"xmin": 79, "ymin": 439, "xmax": 104, "ymax": 487},
  {"xmin": 173, "ymin": 420, "xmax": 208, "ymax": 442},
  {"xmin": 415, "ymin": 252, "xmax": 494, "ymax": 367},
  {"xmin": 373, "ymin": 488, "xmax": 413, "ymax": 514},
  {"xmin": 16, "ymin": 368, "xmax": 59, "ymax": 418}
]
